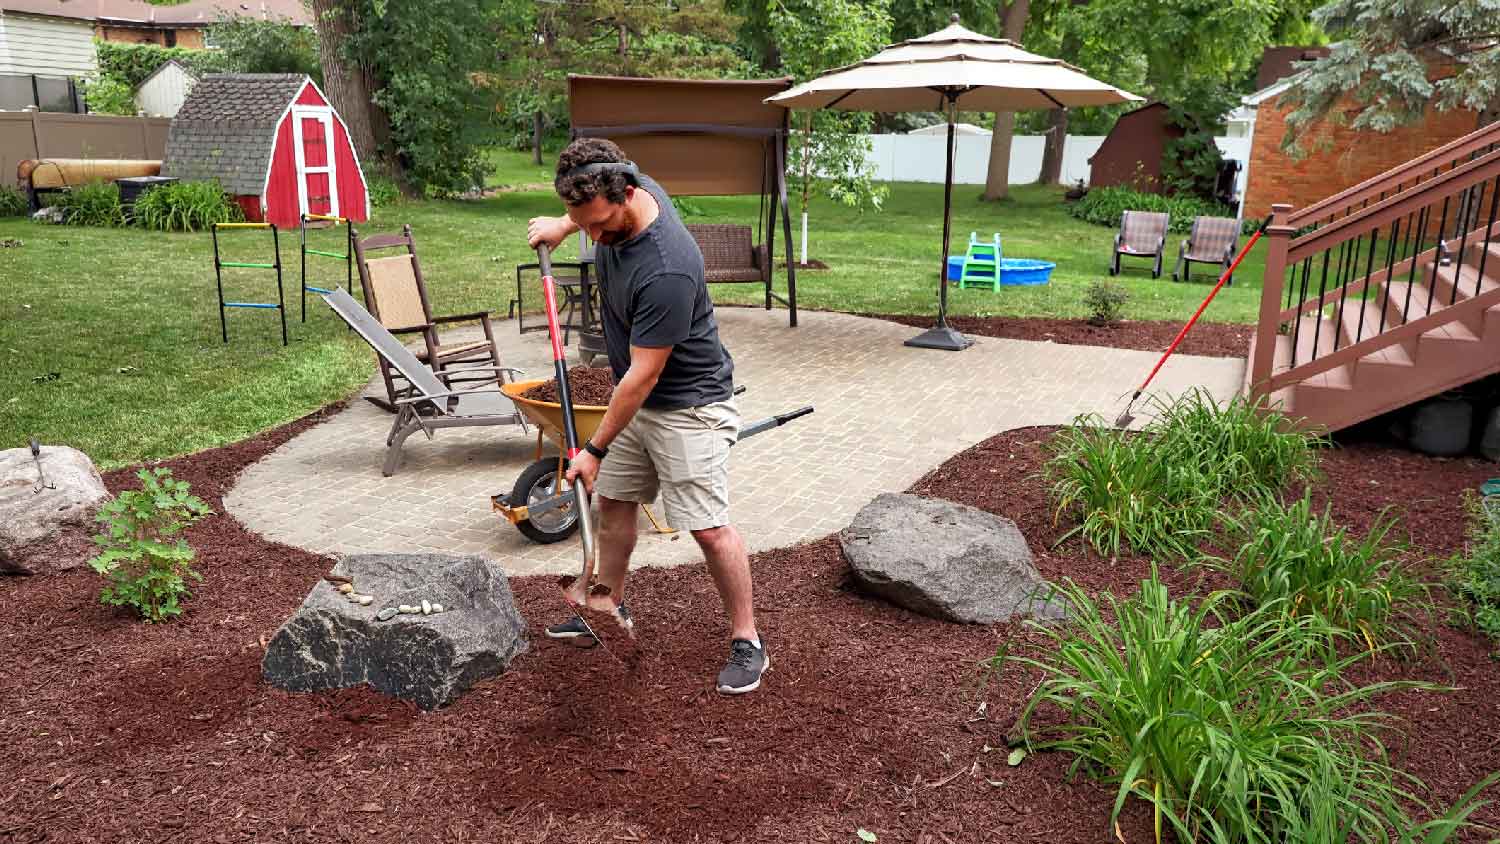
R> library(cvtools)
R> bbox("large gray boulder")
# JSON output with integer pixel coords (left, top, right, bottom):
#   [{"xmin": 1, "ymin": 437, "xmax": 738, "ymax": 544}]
[
  {"xmin": 839, "ymin": 493, "xmax": 1064, "ymax": 624},
  {"xmin": 262, "ymin": 553, "xmax": 528, "ymax": 710},
  {"xmin": 1409, "ymin": 396, "xmax": 1473, "ymax": 457},
  {"xmin": 0, "ymin": 444, "xmax": 109, "ymax": 575}
]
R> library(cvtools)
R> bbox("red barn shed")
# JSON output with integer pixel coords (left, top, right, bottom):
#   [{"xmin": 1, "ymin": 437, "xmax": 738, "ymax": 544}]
[
  {"xmin": 1087, "ymin": 102, "xmax": 1184, "ymax": 193},
  {"xmin": 162, "ymin": 73, "xmax": 369, "ymax": 228}
]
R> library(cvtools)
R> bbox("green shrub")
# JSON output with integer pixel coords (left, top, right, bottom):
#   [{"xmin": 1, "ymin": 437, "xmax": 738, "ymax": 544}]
[
  {"xmin": 1068, "ymin": 186, "xmax": 1237, "ymax": 235},
  {"xmin": 1208, "ymin": 492, "xmax": 1427, "ymax": 648},
  {"xmin": 1083, "ymin": 280, "xmax": 1128, "ymax": 326},
  {"xmin": 1046, "ymin": 390, "xmax": 1320, "ymax": 560},
  {"xmin": 57, "ymin": 181, "xmax": 126, "ymax": 227},
  {"xmin": 366, "ymin": 175, "xmax": 401, "ymax": 208},
  {"xmin": 81, "ymin": 74, "xmax": 136, "ymax": 115},
  {"xmin": 0, "ymin": 185, "xmax": 26, "ymax": 217},
  {"xmin": 89, "ymin": 468, "xmax": 212, "ymax": 623},
  {"xmin": 1444, "ymin": 491, "xmax": 1500, "ymax": 643},
  {"xmin": 132, "ymin": 181, "xmax": 242, "ymax": 232},
  {"xmin": 1006, "ymin": 572, "xmax": 1464, "ymax": 843},
  {"xmin": 95, "ymin": 40, "xmax": 227, "ymax": 88}
]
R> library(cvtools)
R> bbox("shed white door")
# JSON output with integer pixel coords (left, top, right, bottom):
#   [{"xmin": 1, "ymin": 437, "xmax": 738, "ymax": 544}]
[{"xmin": 291, "ymin": 107, "xmax": 340, "ymax": 218}]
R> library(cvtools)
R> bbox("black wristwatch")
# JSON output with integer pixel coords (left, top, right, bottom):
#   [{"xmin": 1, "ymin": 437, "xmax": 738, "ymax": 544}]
[{"xmin": 583, "ymin": 440, "xmax": 608, "ymax": 460}]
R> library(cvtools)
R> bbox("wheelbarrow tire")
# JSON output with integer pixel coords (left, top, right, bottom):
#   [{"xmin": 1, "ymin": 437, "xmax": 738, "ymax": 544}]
[{"xmin": 512, "ymin": 457, "xmax": 581, "ymax": 545}]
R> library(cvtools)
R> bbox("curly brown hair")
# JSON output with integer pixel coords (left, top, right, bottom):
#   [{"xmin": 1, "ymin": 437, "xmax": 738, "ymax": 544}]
[{"xmin": 554, "ymin": 138, "xmax": 633, "ymax": 206}]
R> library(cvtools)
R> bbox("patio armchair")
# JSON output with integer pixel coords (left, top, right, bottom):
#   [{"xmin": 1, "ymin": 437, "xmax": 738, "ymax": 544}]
[
  {"xmin": 1109, "ymin": 211, "xmax": 1169, "ymax": 278},
  {"xmin": 353, "ymin": 224, "xmax": 510, "ymax": 412},
  {"xmin": 319, "ymin": 288, "xmax": 528, "ymax": 476},
  {"xmin": 1173, "ymin": 215, "xmax": 1240, "ymax": 284}
]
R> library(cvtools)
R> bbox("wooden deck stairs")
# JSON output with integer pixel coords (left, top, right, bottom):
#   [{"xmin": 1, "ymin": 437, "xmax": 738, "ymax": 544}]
[{"xmin": 1246, "ymin": 120, "xmax": 1500, "ymax": 433}]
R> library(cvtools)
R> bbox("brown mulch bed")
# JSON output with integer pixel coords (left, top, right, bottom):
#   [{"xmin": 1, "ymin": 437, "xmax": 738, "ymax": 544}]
[
  {"xmin": 520, "ymin": 365, "xmax": 616, "ymax": 406},
  {"xmin": 4, "ymin": 411, "xmax": 1500, "ymax": 841},
  {"xmin": 777, "ymin": 259, "xmax": 832, "ymax": 271},
  {"xmin": 867, "ymin": 313, "xmax": 1254, "ymax": 358}
]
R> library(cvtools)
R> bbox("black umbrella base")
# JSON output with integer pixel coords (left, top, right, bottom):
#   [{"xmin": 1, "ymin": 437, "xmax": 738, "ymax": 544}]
[{"xmin": 903, "ymin": 325, "xmax": 973, "ymax": 351}]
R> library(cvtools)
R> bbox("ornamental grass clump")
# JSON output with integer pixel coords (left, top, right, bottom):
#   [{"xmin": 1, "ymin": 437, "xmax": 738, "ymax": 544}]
[
  {"xmin": 1206, "ymin": 492, "xmax": 1430, "ymax": 650},
  {"xmin": 1045, "ymin": 390, "xmax": 1320, "ymax": 560},
  {"xmin": 1001, "ymin": 572, "xmax": 1487, "ymax": 843}
]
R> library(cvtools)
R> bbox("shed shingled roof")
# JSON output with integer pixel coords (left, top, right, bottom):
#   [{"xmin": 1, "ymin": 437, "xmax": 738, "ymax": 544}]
[{"xmin": 162, "ymin": 74, "xmax": 308, "ymax": 196}]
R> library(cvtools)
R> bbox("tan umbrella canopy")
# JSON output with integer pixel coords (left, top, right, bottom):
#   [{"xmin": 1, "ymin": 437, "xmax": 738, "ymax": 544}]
[{"xmin": 769, "ymin": 16, "xmax": 1142, "ymax": 350}]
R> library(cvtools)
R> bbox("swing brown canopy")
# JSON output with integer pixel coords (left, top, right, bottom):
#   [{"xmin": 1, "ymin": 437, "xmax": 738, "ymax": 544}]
[{"xmin": 567, "ymin": 74, "xmax": 799, "ymax": 326}]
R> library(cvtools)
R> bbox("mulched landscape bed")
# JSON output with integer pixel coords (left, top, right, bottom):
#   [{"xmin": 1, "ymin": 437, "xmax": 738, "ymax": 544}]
[
  {"xmin": 5, "ymin": 412, "xmax": 1500, "ymax": 842},
  {"xmin": 867, "ymin": 313, "xmax": 1254, "ymax": 358},
  {"xmin": 520, "ymin": 365, "xmax": 616, "ymax": 406}
]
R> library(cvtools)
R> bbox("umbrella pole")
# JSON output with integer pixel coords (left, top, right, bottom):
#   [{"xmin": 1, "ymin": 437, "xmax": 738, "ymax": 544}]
[{"xmin": 905, "ymin": 92, "xmax": 972, "ymax": 351}]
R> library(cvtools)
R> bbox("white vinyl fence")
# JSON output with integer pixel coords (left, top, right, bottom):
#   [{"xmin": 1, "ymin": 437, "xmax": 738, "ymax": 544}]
[{"xmin": 862, "ymin": 134, "xmax": 1253, "ymax": 196}]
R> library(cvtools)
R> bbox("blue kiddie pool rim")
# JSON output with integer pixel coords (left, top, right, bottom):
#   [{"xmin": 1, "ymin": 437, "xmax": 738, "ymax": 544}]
[{"xmin": 999, "ymin": 258, "xmax": 1055, "ymax": 286}]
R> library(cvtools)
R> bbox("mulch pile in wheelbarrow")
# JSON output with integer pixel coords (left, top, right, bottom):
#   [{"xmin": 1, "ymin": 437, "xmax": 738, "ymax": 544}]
[
  {"xmin": 5, "ymin": 413, "xmax": 1500, "ymax": 842},
  {"xmin": 520, "ymin": 365, "xmax": 615, "ymax": 406}
]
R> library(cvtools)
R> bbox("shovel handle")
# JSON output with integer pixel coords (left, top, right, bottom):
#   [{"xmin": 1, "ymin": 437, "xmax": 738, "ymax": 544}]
[{"xmin": 29, "ymin": 437, "xmax": 40, "ymax": 458}]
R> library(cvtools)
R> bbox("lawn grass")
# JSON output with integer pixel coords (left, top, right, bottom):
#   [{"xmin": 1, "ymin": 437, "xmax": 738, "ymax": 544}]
[{"xmin": 0, "ymin": 148, "xmax": 1270, "ymax": 468}]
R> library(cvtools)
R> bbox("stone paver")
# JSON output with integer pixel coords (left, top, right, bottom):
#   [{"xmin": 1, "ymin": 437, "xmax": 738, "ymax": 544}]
[{"xmin": 224, "ymin": 309, "xmax": 1244, "ymax": 575}]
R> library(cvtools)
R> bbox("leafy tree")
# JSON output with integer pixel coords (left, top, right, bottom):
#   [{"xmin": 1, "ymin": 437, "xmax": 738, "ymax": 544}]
[
  {"xmin": 1279, "ymin": 0, "xmax": 1499, "ymax": 149},
  {"xmin": 207, "ymin": 16, "xmax": 322, "ymax": 80},
  {"xmin": 771, "ymin": 0, "xmax": 892, "ymax": 262},
  {"xmin": 304, "ymin": 0, "xmax": 504, "ymax": 194},
  {"xmin": 82, "ymin": 75, "xmax": 138, "ymax": 115}
]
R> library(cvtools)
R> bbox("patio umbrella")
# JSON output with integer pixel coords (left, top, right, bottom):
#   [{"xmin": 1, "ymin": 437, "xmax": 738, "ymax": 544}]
[{"xmin": 767, "ymin": 15, "xmax": 1142, "ymax": 350}]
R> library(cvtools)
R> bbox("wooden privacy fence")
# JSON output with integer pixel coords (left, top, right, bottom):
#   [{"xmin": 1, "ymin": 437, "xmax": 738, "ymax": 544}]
[{"xmin": 2, "ymin": 111, "xmax": 171, "ymax": 189}]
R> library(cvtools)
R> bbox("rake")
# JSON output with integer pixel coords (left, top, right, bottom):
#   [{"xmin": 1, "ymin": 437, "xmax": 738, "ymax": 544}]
[{"xmin": 1116, "ymin": 218, "xmax": 1272, "ymax": 428}]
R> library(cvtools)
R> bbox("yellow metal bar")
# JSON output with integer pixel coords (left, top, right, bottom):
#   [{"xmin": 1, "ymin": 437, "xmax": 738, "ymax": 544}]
[
  {"xmin": 303, "ymin": 213, "xmax": 348, "ymax": 224},
  {"xmin": 642, "ymin": 505, "xmax": 677, "ymax": 535},
  {"xmin": 215, "ymin": 222, "xmax": 272, "ymax": 229}
]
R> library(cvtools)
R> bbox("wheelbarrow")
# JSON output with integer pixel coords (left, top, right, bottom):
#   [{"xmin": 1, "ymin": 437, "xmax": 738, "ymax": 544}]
[{"xmin": 491, "ymin": 379, "xmax": 812, "ymax": 544}]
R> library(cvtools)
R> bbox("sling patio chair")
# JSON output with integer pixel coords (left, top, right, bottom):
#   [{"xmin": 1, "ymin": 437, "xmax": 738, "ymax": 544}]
[
  {"xmin": 1173, "ymin": 215, "xmax": 1240, "ymax": 283},
  {"xmin": 1109, "ymin": 210, "xmax": 1170, "ymax": 278},
  {"xmin": 353, "ymin": 224, "xmax": 508, "ymax": 412},
  {"xmin": 321, "ymin": 287, "xmax": 529, "ymax": 476}
]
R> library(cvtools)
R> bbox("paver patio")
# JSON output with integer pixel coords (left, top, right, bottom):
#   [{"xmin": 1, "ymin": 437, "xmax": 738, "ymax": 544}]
[{"xmin": 224, "ymin": 308, "xmax": 1245, "ymax": 575}]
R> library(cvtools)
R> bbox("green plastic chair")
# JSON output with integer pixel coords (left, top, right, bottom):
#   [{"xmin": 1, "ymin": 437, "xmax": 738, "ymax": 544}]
[{"xmin": 959, "ymin": 232, "xmax": 1001, "ymax": 291}]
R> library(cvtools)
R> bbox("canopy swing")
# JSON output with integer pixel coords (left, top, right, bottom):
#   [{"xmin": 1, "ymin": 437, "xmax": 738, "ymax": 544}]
[{"xmin": 567, "ymin": 74, "xmax": 800, "ymax": 327}]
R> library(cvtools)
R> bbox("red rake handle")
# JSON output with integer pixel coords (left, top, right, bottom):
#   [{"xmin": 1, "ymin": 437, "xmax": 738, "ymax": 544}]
[
  {"xmin": 537, "ymin": 243, "xmax": 597, "ymax": 585},
  {"xmin": 1129, "ymin": 218, "xmax": 1272, "ymax": 400}
]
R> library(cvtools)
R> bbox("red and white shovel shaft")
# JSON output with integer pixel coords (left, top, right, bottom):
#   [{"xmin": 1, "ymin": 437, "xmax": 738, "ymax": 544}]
[{"xmin": 536, "ymin": 244, "xmax": 597, "ymax": 585}]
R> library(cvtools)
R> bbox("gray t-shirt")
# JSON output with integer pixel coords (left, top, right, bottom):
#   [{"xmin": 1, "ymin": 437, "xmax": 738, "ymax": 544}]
[{"xmin": 594, "ymin": 173, "xmax": 734, "ymax": 410}]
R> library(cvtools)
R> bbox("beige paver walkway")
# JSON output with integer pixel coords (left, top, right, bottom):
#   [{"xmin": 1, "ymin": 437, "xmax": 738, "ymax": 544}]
[{"xmin": 224, "ymin": 309, "xmax": 1244, "ymax": 575}]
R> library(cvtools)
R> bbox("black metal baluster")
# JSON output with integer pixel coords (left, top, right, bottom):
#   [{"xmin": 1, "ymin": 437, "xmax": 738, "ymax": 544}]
[
  {"xmin": 1452, "ymin": 180, "xmax": 1485, "ymax": 305},
  {"xmin": 1379, "ymin": 218, "xmax": 1402, "ymax": 334},
  {"xmin": 1291, "ymin": 255, "xmax": 1313, "ymax": 367},
  {"xmin": 1332, "ymin": 234, "xmax": 1356, "ymax": 350},
  {"xmin": 1402, "ymin": 206, "xmax": 1430, "ymax": 323},
  {"xmin": 1311, "ymin": 248, "xmax": 1333, "ymax": 360},
  {"xmin": 1426, "ymin": 196, "xmax": 1451, "ymax": 317},
  {"xmin": 1477, "ymin": 174, "xmax": 1500, "ymax": 298}
]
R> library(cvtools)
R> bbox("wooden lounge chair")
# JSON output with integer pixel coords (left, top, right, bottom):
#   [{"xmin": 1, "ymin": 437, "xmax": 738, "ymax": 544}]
[
  {"xmin": 353, "ymin": 224, "xmax": 507, "ymax": 411},
  {"xmin": 320, "ymin": 288, "xmax": 528, "ymax": 476},
  {"xmin": 1173, "ymin": 215, "xmax": 1240, "ymax": 283},
  {"xmin": 1109, "ymin": 211, "xmax": 1169, "ymax": 278}
]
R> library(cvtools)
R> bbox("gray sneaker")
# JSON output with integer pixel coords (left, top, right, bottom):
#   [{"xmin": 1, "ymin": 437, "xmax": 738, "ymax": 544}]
[
  {"xmin": 716, "ymin": 638, "xmax": 769, "ymax": 695},
  {"xmin": 545, "ymin": 604, "xmax": 632, "ymax": 645}
]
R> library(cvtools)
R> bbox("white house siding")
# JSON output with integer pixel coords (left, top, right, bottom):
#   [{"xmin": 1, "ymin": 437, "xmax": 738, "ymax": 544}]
[
  {"xmin": 136, "ymin": 63, "xmax": 196, "ymax": 117},
  {"xmin": 0, "ymin": 12, "xmax": 97, "ymax": 77}
]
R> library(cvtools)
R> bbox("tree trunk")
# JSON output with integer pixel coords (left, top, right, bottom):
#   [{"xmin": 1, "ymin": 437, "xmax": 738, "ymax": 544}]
[
  {"xmin": 308, "ymin": 0, "xmax": 396, "ymax": 178},
  {"xmin": 532, "ymin": 110, "xmax": 544, "ymax": 166},
  {"xmin": 981, "ymin": 0, "xmax": 1031, "ymax": 201},
  {"xmin": 1039, "ymin": 107, "xmax": 1069, "ymax": 185}
]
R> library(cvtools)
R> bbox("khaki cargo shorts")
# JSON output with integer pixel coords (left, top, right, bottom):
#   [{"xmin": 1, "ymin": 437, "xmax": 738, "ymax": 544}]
[{"xmin": 594, "ymin": 400, "xmax": 740, "ymax": 532}]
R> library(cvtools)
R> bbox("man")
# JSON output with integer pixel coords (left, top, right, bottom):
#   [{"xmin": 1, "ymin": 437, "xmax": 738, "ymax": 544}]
[{"xmin": 526, "ymin": 138, "xmax": 768, "ymax": 695}]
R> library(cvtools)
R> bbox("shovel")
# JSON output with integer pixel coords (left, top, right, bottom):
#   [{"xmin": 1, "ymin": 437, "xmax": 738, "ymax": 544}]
[{"xmin": 534, "ymin": 243, "xmax": 636, "ymax": 660}]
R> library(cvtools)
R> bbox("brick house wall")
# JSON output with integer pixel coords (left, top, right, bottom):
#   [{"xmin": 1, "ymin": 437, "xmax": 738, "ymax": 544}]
[
  {"xmin": 95, "ymin": 25, "xmax": 205, "ymax": 49},
  {"xmin": 1243, "ymin": 95, "xmax": 1478, "ymax": 219}
]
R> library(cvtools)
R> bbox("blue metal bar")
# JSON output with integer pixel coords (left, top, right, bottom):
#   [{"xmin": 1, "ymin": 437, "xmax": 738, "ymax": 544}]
[{"xmin": 225, "ymin": 302, "xmax": 281, "ymax": 309}]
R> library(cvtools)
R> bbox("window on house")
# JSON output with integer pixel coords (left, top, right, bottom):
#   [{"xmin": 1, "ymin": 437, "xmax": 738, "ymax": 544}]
[
  {"xmin": 204, "ymin": 28, "xmax": 220, "ymax": 49},
  {"xmin": 164, "ymin": 30, "xmax": 177, "ymax": 48}
]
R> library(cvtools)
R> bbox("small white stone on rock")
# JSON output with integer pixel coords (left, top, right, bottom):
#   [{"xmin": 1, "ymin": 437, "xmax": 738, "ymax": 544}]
[
  {"xmin": 398, "ymin": 604, "xmax": 415, "ymax": 614},
  {"xmin": 356, "ymin": 595, "xmax": 374, "ymax": 606},
  {"xmin": 431, "ymin": 603, "xmax": 444, "ymax": 614},
  {"xmin": 421, "ymin": 599, "xmax": 432, "ymax": 615},
  {"xmin": 337, "ymin": 583, "xmax": 355, "ymax": 594}
]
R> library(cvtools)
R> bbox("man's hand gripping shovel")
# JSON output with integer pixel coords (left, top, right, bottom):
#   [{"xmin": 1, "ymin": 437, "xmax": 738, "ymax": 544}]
[{"xmin": 535, "ymin": 243, "xmax": 637, "ymax": 664}]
